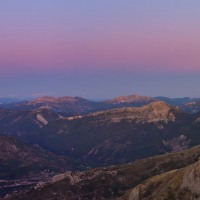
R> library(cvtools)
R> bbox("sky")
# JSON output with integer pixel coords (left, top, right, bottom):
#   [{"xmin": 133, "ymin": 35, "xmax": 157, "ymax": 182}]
[{"xmin": 0, "ymin": 0, "xmax": 200, "ymax": 98}]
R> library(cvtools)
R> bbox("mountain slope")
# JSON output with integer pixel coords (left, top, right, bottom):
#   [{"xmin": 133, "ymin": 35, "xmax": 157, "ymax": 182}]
[
  {"xmin": 1, "ymin": 101, "xmax": 200, "ymax": 168},
  {"xmin": 120, "ymin": 159, "xmax": 200, "ymax": 200},
  {"xmin": 0, "ymin": 135, "xmax": 74, "ymax": 197},
  {"xmin": 31, "ymin": 101, "xmax": 195, "ymax": 166},
  {"xmin": 2, "ymin": 101, "xmax": 198, "ymax": 167},
  {"xmin": 4, "ymin": 145, "xmax": 200, "ymax": 200},
  {"xmin": 90, "ymin": 101, "xmax": 177, "ymax": 123},
  {"xmin": 180, "ymin": 101, "xmax": 200, "ymax": 114},
  {"xmin": 0, "ymin": 107, "xmax": 62, "ymax": 135},
  {"xmin": 0, "ymin": 135, "xmax": 72, "ymax": 179}
]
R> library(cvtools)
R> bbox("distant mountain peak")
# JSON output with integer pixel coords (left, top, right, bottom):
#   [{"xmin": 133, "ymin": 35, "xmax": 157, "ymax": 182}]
[
  {"xmin": 29, "ymin": 96, "xmax": 90, "ymax": 106},
  {"xmin": 105, "ymin": 94, "xmax": 155, "ymax": 104},
  {"xmin": 29, "ymin": 96, "xmax": 56, "ymax": 105},
  {"xmin": 31, "ymin": 96, "xmax": 72, "ymax": 104}
]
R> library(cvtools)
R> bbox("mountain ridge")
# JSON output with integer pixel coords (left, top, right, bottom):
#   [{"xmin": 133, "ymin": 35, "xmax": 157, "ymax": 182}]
[
  {"xmin": 1, "ymin": 94, "xmax": 200, "ymax": 114},
  {"xmin": 89, "ymin": 101, "xmax": 178, "ymax": 123},
  {"xmin": 0, "ymin": 100, "xmax": 198, "ymax": 167},
  {"xmin": 4, "ymin": 144, "xmax": 200, "ymax": 200}
]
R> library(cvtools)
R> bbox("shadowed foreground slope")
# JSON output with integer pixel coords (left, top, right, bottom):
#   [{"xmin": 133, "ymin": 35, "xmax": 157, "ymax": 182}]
[
  {"xmin": 0, "ymin": 135, "xmax": 73, "ymax": 197},
  {"xmin": 3, "ymin": 145, "xmax": 200, "ymax": 200},
  {"xmin": 120, "ymin": 159, "xmax": 200, "ymax": 200}
]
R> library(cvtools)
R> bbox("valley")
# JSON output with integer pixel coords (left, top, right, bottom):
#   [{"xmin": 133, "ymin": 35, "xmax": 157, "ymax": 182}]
[{"xmin": 1, "ymin": 94, "xmax": 200, "ymax": 199}]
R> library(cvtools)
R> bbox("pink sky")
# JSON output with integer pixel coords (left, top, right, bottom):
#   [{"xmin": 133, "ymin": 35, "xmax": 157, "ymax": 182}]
[
  {"xmin": 1, "ymin": 1, "xmax": 200, "ymax": 73},
  {"xmin": 1, "ymin": 31, "xmax": 200, "ymax": 73},
  {"xmin": 1, "ymin": 0, "xmax": 200, "ymax": 98}
]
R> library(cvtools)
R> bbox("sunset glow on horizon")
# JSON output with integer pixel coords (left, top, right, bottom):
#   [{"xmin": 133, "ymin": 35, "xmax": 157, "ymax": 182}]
[{"xmin": 1, "ymin": 0, "xmax": 200, "ymax": 98}]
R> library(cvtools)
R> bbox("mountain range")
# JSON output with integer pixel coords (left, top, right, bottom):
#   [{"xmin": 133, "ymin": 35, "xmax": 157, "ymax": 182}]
[
  {"xmin": 1, "ymin": 100, "xmax": 200, "ymax": 167},
  {"xmin": 1, "ymin": 94, "xmax": 200, "ymax": 114},
  {"xmin": 1, "ymin": 94, "xmax": 200, "ymax": 198}
]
